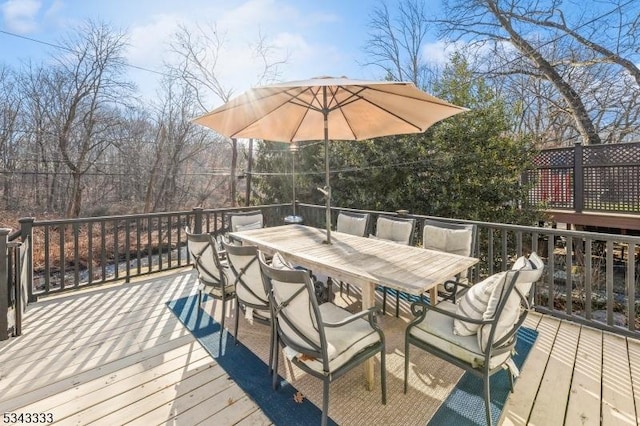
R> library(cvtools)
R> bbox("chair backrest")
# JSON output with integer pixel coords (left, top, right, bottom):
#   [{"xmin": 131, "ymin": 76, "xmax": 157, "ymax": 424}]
[
  {"xmin": 422, "ymin": 219, "xmax": 477, "ymax": 257},
  {"xmin": 374, "ymin": 215, "xmax": 416, "ymax": 245},
  {"xmin": 186, "ymin": 228, "xmax": 226, "ymax": 286},
  {"xmin": 228, "ymin": 210, "xmax": 264, "ymax": 232},
  {"xmin": 223, "ymin": 240, "xmax": 268, "ymax": 308},
  {"xmin": 258, "ymin": 251, "xmax": 326, "ymax": 360},
  {"xmin": 479, "ymin": 253, "xmax": 544, "ymax": 353},
  {"xmin": 336, "ymin": 211, "xmax": 370, "ymax": 237}
]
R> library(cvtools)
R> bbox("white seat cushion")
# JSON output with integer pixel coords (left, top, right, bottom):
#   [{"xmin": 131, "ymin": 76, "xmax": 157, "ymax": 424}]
[
  {"xmin": 291, "ymin": 303, "xmax": 381, "ymax": 374},
  {"xmin": 410, "ymin": 301, "xmax": 510, "ymax": 369},
  {"xmin": 453, "ymin": 272, "xmax": 507, "ymax": 336}
]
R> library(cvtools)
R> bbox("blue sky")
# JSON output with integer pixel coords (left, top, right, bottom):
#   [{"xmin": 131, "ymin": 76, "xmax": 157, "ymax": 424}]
[{"xmin": 0, "ymin": 0, "xmax": 451, "ymax": 103}]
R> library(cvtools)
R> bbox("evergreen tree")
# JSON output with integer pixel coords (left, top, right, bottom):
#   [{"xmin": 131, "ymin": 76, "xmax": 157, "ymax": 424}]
[{"xmin": 253, "ymin": 54, "xmax": 541, "ymax": 225}]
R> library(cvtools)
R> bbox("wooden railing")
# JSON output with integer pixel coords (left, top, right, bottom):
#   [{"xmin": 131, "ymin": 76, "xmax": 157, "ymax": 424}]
[
  {"xmin": 297, "ymin": 203, "xmax": 640, "ymax": 337},
  {"xmin": 12, "ymin": 204, "xmax": 291, "ymax": 301},
  {"xmin": 4, "ymin": 202, "xmax": 639, "ymax": 339},
  {"xmin": 0, "ymin": 227, "xmax": 28, "ymax": 340}
]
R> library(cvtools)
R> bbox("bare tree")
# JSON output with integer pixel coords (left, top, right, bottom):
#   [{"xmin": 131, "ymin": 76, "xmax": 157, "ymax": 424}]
[
  {"xmin": 363, "ymin": 0, "xmax": 439, "ymax": 89},
  {"xmin": 40, "ymin": 20, "xmax": 134, "ymax": 217},
  {"xmin": 437, "ymin": 0, "xmax": 640, "ymax": 145},
  {"xmin": 0, "ymin": 65, "xmax": 22, "ymax": 210},
  {"xmin": 168, "ymin": 23, "xmax": 286, "ymax": 206}
]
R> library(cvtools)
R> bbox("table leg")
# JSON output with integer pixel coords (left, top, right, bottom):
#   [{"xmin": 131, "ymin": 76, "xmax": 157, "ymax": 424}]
[
  {"xmin": 429, "ymin": 287, "xmax": 437, "ymax": 306},
  {"xmin": 362, "ymin": 282, "xmax": 375, "ymax": 391}
]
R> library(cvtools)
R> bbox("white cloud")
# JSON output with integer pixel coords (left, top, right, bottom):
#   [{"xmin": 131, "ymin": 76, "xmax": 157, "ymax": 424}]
[
  {"xmin": 1, "ymin": 0, "xmax": 42, "ymax": 33},
  {"xmin": 421, "ymin": 40, "xmax": 460, "ymax": 66}
]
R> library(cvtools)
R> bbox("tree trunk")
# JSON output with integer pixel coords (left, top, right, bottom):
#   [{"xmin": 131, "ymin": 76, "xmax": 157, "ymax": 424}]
[{"xmin": 486, "ymin": 0, "xmax": 602, "ymax": 145}]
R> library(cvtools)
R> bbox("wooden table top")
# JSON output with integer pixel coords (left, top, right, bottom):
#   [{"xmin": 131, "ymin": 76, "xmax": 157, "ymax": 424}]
[{"xmin": 230, "ymin": 225, "xmax": 479, "ymax": 296}]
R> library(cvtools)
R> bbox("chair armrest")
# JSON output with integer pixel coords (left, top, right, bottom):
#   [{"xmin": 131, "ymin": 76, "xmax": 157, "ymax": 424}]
[
  {"xmin": 322, "ymin": 307, "xmax": 381, "ymax": 328},
  {"xmin": 409, "ymin": 300, "xmax": 490, "ymax": 325},
  {"xmin": 440, "ymin": 279, "xmax": 473, "ymax": 302}
]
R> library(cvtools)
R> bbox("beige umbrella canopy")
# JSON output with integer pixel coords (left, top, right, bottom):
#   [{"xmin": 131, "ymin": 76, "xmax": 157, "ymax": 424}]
[{"xmin": 193, "ymin": 76, "xmax": 468, "ymax": 243}]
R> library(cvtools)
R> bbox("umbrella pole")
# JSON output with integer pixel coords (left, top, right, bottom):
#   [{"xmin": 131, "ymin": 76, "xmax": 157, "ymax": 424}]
[
  {"xmin": 323, "ymin": 89, "xmax": 331, "ymax": 244},
  {"xmin": 324, "ymin": 137, "xmax": 331, "ymax": 244}
]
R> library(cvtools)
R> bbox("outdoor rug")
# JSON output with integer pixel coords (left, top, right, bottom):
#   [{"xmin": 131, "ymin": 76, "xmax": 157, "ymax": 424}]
[{"xmin": 168, "ymin": 292, "xmax": 537, "ymax": 426}]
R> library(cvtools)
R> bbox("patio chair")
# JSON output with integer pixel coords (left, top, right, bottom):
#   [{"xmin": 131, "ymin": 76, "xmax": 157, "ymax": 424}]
[
  {"xmin": 370, "ymin": 215, "xmax": 416, "ymax": 315},
  {"xmin": 335, "ymin": 211, "xmax": 370, "ymax": 296},
  {"xmin": 404, "ymin": 253, "xmax": 544, "ymax": 426},
  {"xmin": 186, "ymin": 228, "xmax": 236, "ymax": 331},
  {"xmin": 222, "ymin": 239, "xmax": 271, "ymax": 338},
  {"xmin": 422, "ymin": 218, "xmax": 478, "ymax": 303},
  {"xmin": 259, "ymin": 250, "xmax": 387, "ymax": 426},
  {"xmin": 227, "ymin": 210, "xmax": 264, "ymax": 232}
]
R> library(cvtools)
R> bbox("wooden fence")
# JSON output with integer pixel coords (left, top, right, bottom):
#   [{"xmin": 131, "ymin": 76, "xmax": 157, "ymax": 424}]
[{"xmin": 524, "ymin": 141, "xmax": 640, "ymax": 213}]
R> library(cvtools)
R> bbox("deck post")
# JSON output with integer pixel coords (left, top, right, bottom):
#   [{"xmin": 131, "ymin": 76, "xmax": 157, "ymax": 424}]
[
  {"xmin": 573, "ymin": 142, "xmax": 584, "ymax": 213},
  {"xmin": 19, "ymin": 218, "xmax": 35, "ymax": 302},
  {"xmin": 0, "ymin": 228, "xmax": 10, "ymax": 340},
  {"xmin": 193, "ymin": 207, "xmax": 203, "ymax": 234}
]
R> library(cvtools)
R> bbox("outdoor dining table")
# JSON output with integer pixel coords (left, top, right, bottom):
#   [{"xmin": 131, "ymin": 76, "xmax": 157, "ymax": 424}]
[{"xmin": 229, "ymin": 224, "xmax": 479, "ymax": 390}]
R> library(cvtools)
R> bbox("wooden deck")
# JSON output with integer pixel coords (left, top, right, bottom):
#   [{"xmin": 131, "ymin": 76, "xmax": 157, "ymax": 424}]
[{"xmin": 0, "ymin": 269, "xmax": 638, "ymax": 425}]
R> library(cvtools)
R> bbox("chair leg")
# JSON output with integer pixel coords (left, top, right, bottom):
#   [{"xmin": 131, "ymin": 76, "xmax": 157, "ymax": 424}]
[
  {"xmin": 220, "ymin": 293, "xmax": 227, "ymax": 331},
  {"xmin": 484, "ymin": 375, "xmax": 493, "ymax": 426},
  {"xmin": 234, "ymin": 298, "xmax": 240, "ymax": 345},
  {"xmin": 321, "ymin": 378, "xmax": 330, "ymax": 426},
  {"xmin": 382, "ymin": 287, "xmax": 388, "ymax": 315},
  {"xmin": 404, "ymin": 340, "xmax": 410, "ymax": 394},
  {"xmin": 197, "ymin": 289, "xmax": 202, "ymax": 308},
  {"xmin": 395, "ymin": 291, "xmax": 401, "ymax": 317},
  {"xmin": 380, "ymin": 348, "xmax": 387, "ymax": 405},
  {"xmin": 272, "ymin": 335, "xmax": 280, "ymax": 390},
  {"xmin": 508, "ymin": 369, "xmax": 515, "ymax": 392},
  {"xmin": 268, "ymin": 320, "xmax": 275, "ymax": 374}
]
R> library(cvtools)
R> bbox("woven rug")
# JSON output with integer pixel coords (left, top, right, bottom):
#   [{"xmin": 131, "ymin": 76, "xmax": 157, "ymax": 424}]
[{"xmin": 168, "ymin": 288, "xmax": 537, "ymax": 426}]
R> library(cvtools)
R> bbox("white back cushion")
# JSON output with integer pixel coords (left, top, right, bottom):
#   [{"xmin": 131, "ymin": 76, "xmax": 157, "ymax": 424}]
[
  {"xmin": 337, "ymin": 213, "xmax": 368, "ymax": 236},
  {"xmin": 231, "ymin": 213, "xmax": 263, "ymax": 231},
  {"xmin": 375, "ymin": 217, "xmax": 413, "ymax": 245},
  {"xmin": 423, "ymin": 225, "xmax": 473, "ymax": 256},
  {"xmin": 453, "ymin": 272, "xmax": 507, "ymax": 336},
  {"xmin": 478, "ymin": 253, "xmax": 544, "ymax": 352}
]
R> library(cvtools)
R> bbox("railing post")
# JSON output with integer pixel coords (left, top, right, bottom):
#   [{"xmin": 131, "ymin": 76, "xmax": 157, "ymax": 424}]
[
  {"xmin": 193, "ymin": 207, "xmax": 203, "ymax": 234},
  {"xmin": 574, "ymin": 142, "xmax": 584, "ymax": 213},
  {"xmin": 0, "ymin": 228, "xmax": 10, "ymax": 340},
  {"xmin": 19, "ymin": 218, "xmax": 36, "ymax": 302}
]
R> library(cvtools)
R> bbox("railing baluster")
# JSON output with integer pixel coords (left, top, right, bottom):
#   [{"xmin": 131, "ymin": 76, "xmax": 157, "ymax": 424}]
[
  {"xmin": 147, "ymin": 217, "xmax": 152, "ymax": 274},
  {"xmin": 88, "ymin": 222, "xmax": 93, "ymax": 285},
  {"xmin": 488, "ymin": 228, "xmax": 494, "ymax": 276},
  {"xmin": 101, "ymin": 221, "xmax": 106, "ymax": 282},
  {"xmin": 136, "ymin": 217, "xmax": 141, "ymax": 275},
  {"xmin": 44, "ymin": 226, "xmax": 50, "ymax": 293},
  {"xmin": 606, "ymin": 240, "xmax": 614, "ymax": 326},
  {"xmin": 548, "ymin": 233, "xmax": 555, "ymax": 311},
  {"xmin": 585, "ymin": 238, "xmax": 592, "ymax": 321},
  {"xmin": 125, "ymin": 218, "xmax": 131, "ymax": 283},
  {"xmin": 501, "ymin": 230, "xmax": 508, "ymax": 270},
  {"xmin": 59, "ymin": 226, "xmax": 65, "ymax": 290},
  {"xmin": 566, "ymin": 236, "xmax": 573, "ymax": 316},
  {"xmin": 113, "ymin": 219, "xmax": 119, "ymax": 279},
  {"xmin": 73, "ymin": 223, "xmax": 80, "ymax": 287},
  {"xmin": 627, "ymin": 242, "xmax": 636, "ymax": 332}
]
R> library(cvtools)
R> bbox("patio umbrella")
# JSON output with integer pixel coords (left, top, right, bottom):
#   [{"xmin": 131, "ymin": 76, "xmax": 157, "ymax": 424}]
[{"xmin": 193, "ymin": 76, "xmax": 467, "ymax": 243}]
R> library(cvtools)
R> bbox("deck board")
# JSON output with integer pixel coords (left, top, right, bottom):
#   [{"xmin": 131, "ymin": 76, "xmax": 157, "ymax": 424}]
[
  {"xmin": 602, "ymin": 333, "xmax": 637, "ymax": 425},
  {"xmin": 501, "ymin": 314, "xmax": 561, "ymax": 425},
  {"xmin": 529, "ymin": 320, "xmax": 581, "ymax": 425},
  {"xmin": 1, "ymin": 269, "xmax": 639, "ymax": 425},
  {"xmin": 565, "ymin": 325, "xmax": 603, "ymax": 426}
]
